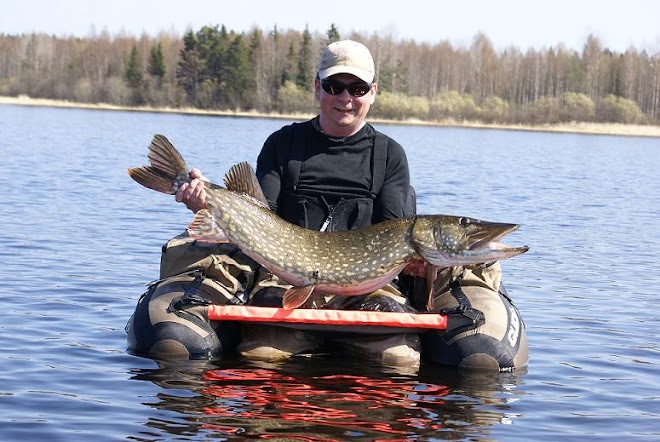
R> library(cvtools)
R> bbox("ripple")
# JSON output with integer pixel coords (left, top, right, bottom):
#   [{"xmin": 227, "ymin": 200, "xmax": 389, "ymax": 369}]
[{"xmin": 2, "ymin": 106, "xmax": 660, "ymax": 440}]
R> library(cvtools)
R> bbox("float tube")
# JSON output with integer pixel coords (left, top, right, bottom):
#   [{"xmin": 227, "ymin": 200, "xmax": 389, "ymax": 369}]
[{"xmin": 126, "ymin": 267, "xmax": 528, "ymax": 371}]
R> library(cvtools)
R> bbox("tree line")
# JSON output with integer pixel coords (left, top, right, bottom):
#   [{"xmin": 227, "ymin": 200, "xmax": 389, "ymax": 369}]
[{"xmin": 1, "ymin": 24, "xmax": 659, "ymax": 125}]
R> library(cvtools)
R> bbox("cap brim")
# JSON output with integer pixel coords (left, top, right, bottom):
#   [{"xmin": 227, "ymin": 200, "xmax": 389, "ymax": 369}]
[{"xmin": 319, "ymin": 66, "xmax": 374, "ymax": 83}]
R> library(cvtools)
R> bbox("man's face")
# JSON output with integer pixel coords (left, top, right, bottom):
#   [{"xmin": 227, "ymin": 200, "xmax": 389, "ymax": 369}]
[{"xmin": 315, "ymin": 73, "xmax": 377, "ymax": 137}]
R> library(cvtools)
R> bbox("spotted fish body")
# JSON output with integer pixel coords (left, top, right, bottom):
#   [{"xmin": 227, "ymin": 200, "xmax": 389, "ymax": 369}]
[
  {"xmin": 203, "ymin": 190, "xmax": 415, "ymax": 295},
  {"xmin": 129, "ymin": 135, "xmax": 529, "ymax": 310}
]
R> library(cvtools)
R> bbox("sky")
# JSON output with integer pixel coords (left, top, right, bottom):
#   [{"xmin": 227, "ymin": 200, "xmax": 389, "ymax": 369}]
[{"xmin": 2, "ymin": 0, "xmax": 659, "ymax": 53}]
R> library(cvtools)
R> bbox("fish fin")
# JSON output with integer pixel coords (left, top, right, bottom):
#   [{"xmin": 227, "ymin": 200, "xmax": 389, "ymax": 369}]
[
  {"xmin": 425, "ymin": 265, "xmax": 438, "ymax": 311},
  {"xmin": 223, "ymin": 162, "xmax": 270, "ymax": 207},
  {"xmin": 282, "ymin": 285, "xmax": 315, "ymax": 310},
  {"xmin": 128, "ymin": 134, "xmax": 189, "ymax": 194},
  {"xmin": 412, "ymin": 241, "xmax": 448, "ymax": 267},
  {"xmin": 187, "ymin": 209, "xmax": 231, "ymax": 243}
]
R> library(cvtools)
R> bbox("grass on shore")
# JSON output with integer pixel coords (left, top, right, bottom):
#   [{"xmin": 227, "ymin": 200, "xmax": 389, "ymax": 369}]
[{"xmin": 2, "ymin": 94, "xmax": 659, "ymax": 138}]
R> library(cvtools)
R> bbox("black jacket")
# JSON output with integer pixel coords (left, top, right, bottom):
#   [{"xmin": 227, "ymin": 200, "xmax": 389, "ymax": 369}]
[{"xmin": 256, "ymin": 117, "xmax": 411, "ymax": 231}]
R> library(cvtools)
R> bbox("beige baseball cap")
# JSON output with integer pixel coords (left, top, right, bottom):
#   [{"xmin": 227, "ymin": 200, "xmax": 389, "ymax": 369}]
[{"xmin": 317, "ymin": 40, "xmax": 375, "ymax": 83}]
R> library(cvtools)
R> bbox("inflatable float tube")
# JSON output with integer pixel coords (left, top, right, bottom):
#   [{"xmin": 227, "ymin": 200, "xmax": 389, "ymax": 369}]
[{"xmin": 126, "ymin": 272, "xmax": 528, "ymax": 371}]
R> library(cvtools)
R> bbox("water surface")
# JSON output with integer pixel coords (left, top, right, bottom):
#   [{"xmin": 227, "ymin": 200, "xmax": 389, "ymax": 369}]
[{"xmin": 1, "ymin": 104, "xmax": 658, "ymax": 440}]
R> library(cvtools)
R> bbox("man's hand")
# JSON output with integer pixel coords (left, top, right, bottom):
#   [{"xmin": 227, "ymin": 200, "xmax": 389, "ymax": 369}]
[{"xmin": 174, "ymin": 168, "xmax": 208, "ymax": 213}]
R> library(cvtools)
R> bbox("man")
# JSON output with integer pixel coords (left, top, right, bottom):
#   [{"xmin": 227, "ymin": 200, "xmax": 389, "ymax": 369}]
[
  {"xmin": 175, "ymin": 40, "xmax": 424, "ymax": 365},
  {"xmin": 177, "ymin": 39, "xmax": 410, "ymax": 231}
]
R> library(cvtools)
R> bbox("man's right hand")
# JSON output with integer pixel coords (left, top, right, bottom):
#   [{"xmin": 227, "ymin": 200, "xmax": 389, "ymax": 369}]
[{"xmin": 175, "ymin": 168, "xmax": 207, "ymax": 213}]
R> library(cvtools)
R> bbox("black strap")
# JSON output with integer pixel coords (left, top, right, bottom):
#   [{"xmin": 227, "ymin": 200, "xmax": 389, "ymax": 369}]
[
  {"xmin": 283, "ymin": 122, "xmax": 312, "ymax": 193},
  {"xmin": 145, "ymin": 268, "xmax": 204, "ymax": 290},
  {"xmin": 439, "ymin": 279, "xmax": 486, "ymax": 339},
  {"xmin": 370, "ymin": 131, "xmax": 388, "ymax": 198},
  {"xmin": 183, "ymin": 269, "xmax": 205, "ymax": 297}
]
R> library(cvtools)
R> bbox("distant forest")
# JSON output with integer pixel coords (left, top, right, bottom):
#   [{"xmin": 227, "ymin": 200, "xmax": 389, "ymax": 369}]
[{"xmin": 1, "ymin": 24, "xmax": 659, "ymax": 125}]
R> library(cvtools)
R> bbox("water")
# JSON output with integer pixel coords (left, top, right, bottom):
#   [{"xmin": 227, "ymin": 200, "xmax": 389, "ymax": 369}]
[{"xmin": 1, "ymin": 104, "xmax": 658, "ymax": 441}]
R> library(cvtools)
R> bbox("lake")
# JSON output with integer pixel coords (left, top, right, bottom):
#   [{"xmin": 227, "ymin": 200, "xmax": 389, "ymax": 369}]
[{"xmin": 1, "ymin": 103, "xmax": 659, "ymax": 441}]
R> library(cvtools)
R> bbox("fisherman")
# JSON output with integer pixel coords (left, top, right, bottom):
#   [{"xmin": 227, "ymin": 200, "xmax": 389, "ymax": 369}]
[
  {"xmin": 171, "ymin": 40, "xmax": 512, "ymax": 368},
  {"xmin": 178, "ymin": 40, "xmax": 410, "ymax": 235}
]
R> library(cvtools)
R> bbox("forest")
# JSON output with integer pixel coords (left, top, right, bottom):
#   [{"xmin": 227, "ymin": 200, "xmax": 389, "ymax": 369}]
[{"xmin": 1, "ymin": 23, "xmax": 659, "ymax": 125}]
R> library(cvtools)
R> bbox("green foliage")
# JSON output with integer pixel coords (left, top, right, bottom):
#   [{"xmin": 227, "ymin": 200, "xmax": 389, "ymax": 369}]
[
  {"xmin": 124, "ymin": 44, "xmax": 144, "ymax": 104},
  {"xmin": 370, "ymin": 91, "xmax": 400, "ymax": 119},
  {"xmin": 247, "ymin": 29, "xmax": 266, "ymax": 110},
  {"xmin": 429, "ymin": 91, "xmax": 478, "ymax": 120},
  {"xmin": 378, "ymin": 59, "xmax": 408, "ymax": 94},
  {"xmin": 195, "ymin": 79, "xmax": 217, "ymax": 108},
  {"xmin": 276, "ymin": 80, "xmax": 315, "ymax": 114},
  {"xmin": 566, "ymin": 56, "xmax": 587, "ymax": 93},
  {"xmin": 522, "ymin": 96, "xmax": 561, "ymax": 124},
  {"xmin": 1, "ymin": 27, "xmax": 657, "ymax": 125},
  {"xmin": 281, "ymin": 42, "xmax": 295, "ymax": 86},
  {"xmin": 404, "ymin": 95, "xmax": 430, "ymax": 120},
  {"xmin": 596, "ymin": 95, "xmax": 644, "ymax": 124},
  {"xmin": 190, "ymin": 25, "xmax": 231, "ymax": 106},
  {"xmin": 225, "ymin": 34, "xmax": 252, "ymax": 108},
  {"xmin": 248, "ymin": 29, "xmax": 261, "ymax": 63},
  {"xmin": 613, "ymin": 60, "xmax": 624, "ymax": 97},
  {"xmin": 560, "ymin": 92, "xmax": 595, "ymax": 121},
  {"xmin": 296, "ymin": 26, "xmax": 313, "ymax": 89},
  {"xmin": 124, "ymin": 44, "xmax": 143, "ymax": 88},
  {"xmin": 479, "ymin": 96, "xmax": 510, "ymax": 123},
  {"xmin": 176, "ymin": 25, "xmax": 259, "ymax": 109},
  {"xmin": 196, "ymin": 25, "xmax": 228, "ymax": 84},
  {"xmin": 176, "ymin": 31, "xmax": 202, "ymax": 105},
  {"xmin": 371, "ymin": 91, "xmax": 429, "ymax": 120},
  {"xmin": 326, "ymin": 24, "xmax": 340, "ymax": 44},
  {"xmin": 148, "ymin": 42, "xmax": 166, "ymax": 79}
]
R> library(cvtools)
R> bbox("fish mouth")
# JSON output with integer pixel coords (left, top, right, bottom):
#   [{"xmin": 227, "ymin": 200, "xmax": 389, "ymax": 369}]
[
  {"xmin": 468, "ymin": 221, "xmax": 522, "ymax": 251},
  {"xmin": 488, "ymin": 242, "xmax": 530, "ymax": 255}
]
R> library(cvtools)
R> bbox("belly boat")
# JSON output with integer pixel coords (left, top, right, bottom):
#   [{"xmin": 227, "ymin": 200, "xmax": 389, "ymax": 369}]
[{"xmin": 126, "ymin": 233, "xmax": 528, "ymax": 371}]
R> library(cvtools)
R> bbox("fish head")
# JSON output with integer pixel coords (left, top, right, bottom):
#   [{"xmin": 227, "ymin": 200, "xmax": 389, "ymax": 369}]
[{"xmin": 411, "ymin": 215, "xmax": 529, "ymax": 267}]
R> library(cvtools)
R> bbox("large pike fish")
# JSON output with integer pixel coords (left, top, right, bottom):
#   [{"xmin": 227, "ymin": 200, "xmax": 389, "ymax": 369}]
[{"xmin": 128, "ymin": 135, "xmax": 528, "ymax": 310}]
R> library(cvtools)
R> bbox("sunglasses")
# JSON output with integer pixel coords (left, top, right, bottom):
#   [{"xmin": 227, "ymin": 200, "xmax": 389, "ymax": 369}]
[{"xmin": 320, "ymin": 79, "xmax": 373, "ymax": 97}]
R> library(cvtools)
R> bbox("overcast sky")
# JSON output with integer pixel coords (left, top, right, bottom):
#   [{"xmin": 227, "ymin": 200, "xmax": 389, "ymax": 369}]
[{"xmin": 2, "ymin": 0, "xmax": 659, "ymax": 53}]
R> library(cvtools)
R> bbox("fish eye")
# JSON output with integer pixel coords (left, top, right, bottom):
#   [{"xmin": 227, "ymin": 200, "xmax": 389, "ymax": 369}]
[{"xmin": 459, "ymin": 217, "xmax": 471, "ymax": 227}]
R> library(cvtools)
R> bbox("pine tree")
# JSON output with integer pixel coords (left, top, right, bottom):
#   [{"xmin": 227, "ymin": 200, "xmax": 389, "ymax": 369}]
[
  {"xmin": 195, "ymin": 25, "xmax": 230, "ymax": 106},
  {"xmin": 327, "ymin": 24, "xmax": 340, "ymax": 44},
  {"xmin": 176, "ymin": 30, "xmax": 202, "ymax": 105},
  {"xmin": 124, "ymin": 44, "xmax": 143, "ymax": 88},
  {"xmin": 124, "ymin": 44, "xmax": 144, "ymax": 104},
  {"xmin": 148, "ymin": 42, "xmax": 166, "ymax": 79},
  {"xmin": 282, "ymin": 41, "xmax": 295, "ymax": 86},
  {"xmin": 248, "ymin": 29, "xmax": 264, "ymax": 109},
  {"xmin": 296, "ymin": 26, "xmax": 312, "ymax": 89},
  {"xmin": 225, "ymin": 34, "xmax": 250, "ymax": 107}
]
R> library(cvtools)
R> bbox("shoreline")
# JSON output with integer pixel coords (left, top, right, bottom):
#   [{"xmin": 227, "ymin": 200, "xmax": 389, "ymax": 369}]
[{"xmin": 2, "ymin": 95, "xmax": 660, "ymax": 138}]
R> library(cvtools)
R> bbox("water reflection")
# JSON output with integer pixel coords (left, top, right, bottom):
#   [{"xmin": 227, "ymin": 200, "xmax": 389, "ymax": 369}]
[{"xmin": 131, "ymin": 357, "xmax": 526, "ymax": 440}]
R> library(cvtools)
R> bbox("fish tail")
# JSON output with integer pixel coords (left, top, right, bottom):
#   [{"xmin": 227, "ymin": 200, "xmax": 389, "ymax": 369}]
[{"xmin": 127, "ymin": 134, "xmax": 189, "ymax": 194}]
